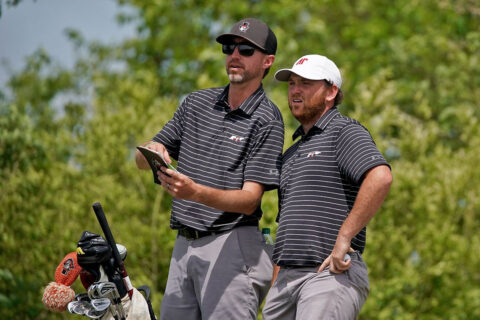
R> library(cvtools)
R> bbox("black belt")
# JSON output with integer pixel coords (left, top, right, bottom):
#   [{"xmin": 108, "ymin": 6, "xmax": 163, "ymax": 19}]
[
  {"xmin": 178, "ymin": 227, "xmax": 227, "ymax": 241},
  {"xmin": 177, "ymin": 221, "xmax": 258, "ymax": 241},
  {"xmin": 279, "ymin": 252, "xmax": 361, "ymax": 269}
]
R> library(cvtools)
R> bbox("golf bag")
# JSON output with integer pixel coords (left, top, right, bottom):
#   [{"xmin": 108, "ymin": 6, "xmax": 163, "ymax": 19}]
[
  {"xmin": 76, "ymin": 231, "xmax": 156, "ymax": 319},
  {"xmin": 42, "ymin": 202, "xmax": 157, "ymax": 320}
]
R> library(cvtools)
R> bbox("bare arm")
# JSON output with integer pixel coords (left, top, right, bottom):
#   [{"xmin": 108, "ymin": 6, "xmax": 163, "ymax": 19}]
[
  {"xmin": 158, "ymin": 168, "xmax": 265, "ymax": 215},
  {"xmin": 135, "ymin": 141, "xmax": 172, "ymax": 170},
  {"xmin": 319, "ymin": 165, "xmax": 392, "ymax": 273}
]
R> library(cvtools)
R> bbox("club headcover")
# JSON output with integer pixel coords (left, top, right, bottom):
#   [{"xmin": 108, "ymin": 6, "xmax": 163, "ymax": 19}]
[
  {"xmin": 43, "ymin": 251, "xmax": 80, "ymax": 312},
  {"xmin": 54, "ymin": 251, "xmax": 82, "ymax": 286},
  {"xmin": 77, "ymin": 231, "xmax": 112, "ymax": 281},
  {"xmin": 42, "ymin": 282, "xmax": 75, "ymax": 312}
]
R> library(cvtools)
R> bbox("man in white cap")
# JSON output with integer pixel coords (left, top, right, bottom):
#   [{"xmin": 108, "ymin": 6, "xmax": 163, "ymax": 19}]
[
  {"xmin": 135, "ymin": 18, "xmax": 284, "ymax": 320},
  {"xmin": 262, "ymin": 54, "xmax": 393, "ymax": 319}
]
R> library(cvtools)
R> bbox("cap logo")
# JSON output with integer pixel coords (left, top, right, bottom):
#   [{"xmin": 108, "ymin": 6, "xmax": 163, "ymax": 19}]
[
  {"xmin": 296, "ymin": 58, "xmax": 309, "ymax": 65},
  {"xmin": 239, "ymin": 22, "xmax": 249, "ymax": 32}
]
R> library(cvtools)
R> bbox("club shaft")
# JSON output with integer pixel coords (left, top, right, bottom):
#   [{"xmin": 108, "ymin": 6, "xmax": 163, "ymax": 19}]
[{"xmin": 92, "ymin": 202, "xmax": 134, "ymax": 299}]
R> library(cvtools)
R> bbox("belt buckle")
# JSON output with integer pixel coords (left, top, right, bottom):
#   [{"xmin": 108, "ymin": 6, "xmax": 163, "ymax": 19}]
[
  {"xmin": 184, "ymin": 229, "xmax": 198, "ymax": 241},
  {"xmin": 187, "ymin": 230, "xmax": 199, "ymax": 241}
]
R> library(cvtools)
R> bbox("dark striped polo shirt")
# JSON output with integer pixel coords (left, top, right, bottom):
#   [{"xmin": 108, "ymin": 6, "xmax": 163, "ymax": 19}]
[
  {"xmin": 153, "ymin": 85, "xmax": 284, "ymax": 231},
  {"xmin": 272, "ymin": 107, "xmax": 389, "ymax": 267}
]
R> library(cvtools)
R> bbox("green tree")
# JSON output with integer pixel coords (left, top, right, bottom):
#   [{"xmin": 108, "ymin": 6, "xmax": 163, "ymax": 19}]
[{"xmin": 1, "ymin": 0, "xmax": 479, "ymax": 319}]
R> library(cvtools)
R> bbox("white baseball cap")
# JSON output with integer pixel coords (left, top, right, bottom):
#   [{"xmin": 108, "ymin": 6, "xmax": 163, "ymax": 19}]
[{"xmin": 274, "ymin": 54, "xmax": 342, "ymax": 88}]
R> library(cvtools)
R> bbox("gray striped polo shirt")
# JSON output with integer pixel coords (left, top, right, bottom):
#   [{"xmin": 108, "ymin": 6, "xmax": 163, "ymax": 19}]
[
  {"xmin": 153, "ymin": 85, "xmax": 284, "ymax": 231},
  {"xmin": 273, "ymin": 107, "xmax": 389, "ymax": 267}
]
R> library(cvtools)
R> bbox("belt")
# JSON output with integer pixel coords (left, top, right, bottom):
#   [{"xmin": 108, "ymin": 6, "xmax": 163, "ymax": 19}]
[
  {"xmin": 177, "ymin": 226, "xmax": 227, "ymax": 241},
  {"xmin": 279, "ymin": 252, "xmax": 361, "ymax": 269},
  {"xmin": 280, "ymin": 264, "xmax": 318, "ymax": 270}
]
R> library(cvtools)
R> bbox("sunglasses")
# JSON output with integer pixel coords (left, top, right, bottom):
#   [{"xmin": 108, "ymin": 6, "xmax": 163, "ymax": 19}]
[{"xmin": 222, "ymin": 43, "xmax": 258, "ymax": 56}]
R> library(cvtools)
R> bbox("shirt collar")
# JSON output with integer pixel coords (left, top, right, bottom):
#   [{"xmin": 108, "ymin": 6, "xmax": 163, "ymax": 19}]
[
  {"xmin": 292, "ymin": 107, "xmax": 340, "ymax": 140},
  {"xmin": 216, "ymin": 84, "xmax": 265, "ymax": 115}
]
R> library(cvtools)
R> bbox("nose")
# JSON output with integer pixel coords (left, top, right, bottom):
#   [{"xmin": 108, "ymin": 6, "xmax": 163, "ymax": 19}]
[
  {"xmin": 231, "ymin": 45, "xmax": 241, "ymax": 58},
  {"xmin": 289, "ymin": 83, "xmax": 301, "ymax": 95}
]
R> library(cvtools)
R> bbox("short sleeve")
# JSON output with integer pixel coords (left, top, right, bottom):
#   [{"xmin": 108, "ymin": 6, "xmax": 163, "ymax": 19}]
[
  {"xmin": 336, "ymin": 123, "xmax": 390, "ymax": 184},
  {"xmin": 152, "ymin": 96, "xmax": 189, "ymax": 160},
  {"xmin": 244, "ymin": 119, "xmax": 284, "ymax": 191}
]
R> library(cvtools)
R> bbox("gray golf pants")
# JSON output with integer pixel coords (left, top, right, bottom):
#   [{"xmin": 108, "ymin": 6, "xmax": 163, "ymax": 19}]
[
  {"xmin": 160, "ymin": 226, "xmax": 273, "ymax": 320},
  {"xmin": 263, "ymin": 251, "xmax": 369, "ymax": 320}
]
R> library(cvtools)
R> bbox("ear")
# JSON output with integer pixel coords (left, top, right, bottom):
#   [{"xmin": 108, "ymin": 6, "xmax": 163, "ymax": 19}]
[
  {"xmin": 325, "ymin": 85, "xmax": 338, "ymax": 103},
  {"xmin": 263, "ymin": 54, "xmax": 275, "ymax": 70}
]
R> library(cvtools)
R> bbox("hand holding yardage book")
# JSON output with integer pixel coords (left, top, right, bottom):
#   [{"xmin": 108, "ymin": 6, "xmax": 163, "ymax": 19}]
[{"xmin": 137, "ymin": 146, "xmax": 178, "ymax": 184}]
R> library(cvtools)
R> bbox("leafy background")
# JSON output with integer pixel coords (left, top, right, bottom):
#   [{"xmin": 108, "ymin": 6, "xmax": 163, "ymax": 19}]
[{"xmin": 1, "ymin": 0, "xmax": 479, "ymax": 319}]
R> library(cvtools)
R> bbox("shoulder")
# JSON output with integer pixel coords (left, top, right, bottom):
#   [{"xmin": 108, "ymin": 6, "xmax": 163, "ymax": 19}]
[
  {"xmin": 328, "ymin": 112, "xmax": 370, "ymax": 136},
  {"xmin": 256, "ymin": 96, "xmax": 284, "ymax": 123},
  {"xmin": 184, "ymin": 86, "xmax": 225, "ymax": 104}
]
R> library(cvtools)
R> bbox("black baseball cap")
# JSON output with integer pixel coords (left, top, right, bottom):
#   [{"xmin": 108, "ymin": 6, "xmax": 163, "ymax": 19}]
[{"xmin": 216, "ymin": 18, "xmax": 277, "ymax": 55}]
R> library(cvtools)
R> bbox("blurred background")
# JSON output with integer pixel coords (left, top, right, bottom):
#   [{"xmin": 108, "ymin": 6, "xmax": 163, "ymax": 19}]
[{"xmin": 1, "ymin": 0, "xmax": 479, "ymax": 319}]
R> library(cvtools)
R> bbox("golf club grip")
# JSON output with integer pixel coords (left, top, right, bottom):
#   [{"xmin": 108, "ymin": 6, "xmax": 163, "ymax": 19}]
[{"xmin": 92, "ymin": 202, "xmax": 134, "ymax": 299}]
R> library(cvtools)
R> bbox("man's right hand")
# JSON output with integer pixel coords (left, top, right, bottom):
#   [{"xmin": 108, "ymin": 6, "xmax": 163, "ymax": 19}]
[{"xmin": 135, "ymin": 141, "xmax": 171, "ymax": 169}]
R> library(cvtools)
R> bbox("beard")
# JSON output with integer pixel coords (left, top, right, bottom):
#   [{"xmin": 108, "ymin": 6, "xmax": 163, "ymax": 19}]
[
  {"xmin": 228, "ymin": 73, "xmax": 246, "ymax": 83},
  {"xmin": 289, "ymin": 99, "xmax": 327, "ymax": 125},
  {"xmin": 226, "ymin": 65, "xmax": 262, "ymax": 84}
]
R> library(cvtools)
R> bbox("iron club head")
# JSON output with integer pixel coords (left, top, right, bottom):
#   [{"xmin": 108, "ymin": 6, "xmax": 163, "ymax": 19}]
[{"xmin": 91, "ymin": 297, "xmax": 111, "ymax": 312}]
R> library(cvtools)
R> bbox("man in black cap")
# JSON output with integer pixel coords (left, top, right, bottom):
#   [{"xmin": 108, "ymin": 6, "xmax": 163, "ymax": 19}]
[{"xmin": 135, "ymin": 18, "xmax": 284, "ymax": 320}]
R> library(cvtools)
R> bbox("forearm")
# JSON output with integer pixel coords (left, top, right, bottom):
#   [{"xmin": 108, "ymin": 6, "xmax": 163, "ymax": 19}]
[
  {"xmin": 192, "ymin": 182, "xmax": 263, "ymax": 215},
  {"xmin": 327, "ymin": 165, "xmax": 392, "ymax": 273},
  {"xmin": 158, "ymin": 167, "xmax": 264, "ymax": 215},
  {"xmin": 338, "ymin": 165, "xmax": 392, "ymax": 241}
]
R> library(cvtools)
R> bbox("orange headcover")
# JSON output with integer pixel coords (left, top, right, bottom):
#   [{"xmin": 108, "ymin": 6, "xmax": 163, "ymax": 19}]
[
  {"xmin": 54, "ymin": 251, "xmax": 82, "ymax": 286},
  {"xmin": 43, "ymin": 252, "xmax": 82, "ymax": 312}
]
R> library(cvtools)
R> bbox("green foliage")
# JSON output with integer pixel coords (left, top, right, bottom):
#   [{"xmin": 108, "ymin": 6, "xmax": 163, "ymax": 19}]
[{"xmin": 1, "ymin": 0, "xmax": 479, "ymax": 319}]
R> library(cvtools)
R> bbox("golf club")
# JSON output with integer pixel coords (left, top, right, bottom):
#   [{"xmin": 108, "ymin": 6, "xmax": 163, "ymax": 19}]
[
  {"xmin": 91, "ymin": 297, "xmax": 111, "ymax": 312},
  {"xmin": 92, "ymin": 202, "xmax": 134, "ymax": 299},
  {"xmin": 98, "ymin": 282, "xmax": 125, "ymax": 320},
  {"xmin": 85, "ymin": 307, "xmax": 109, "ymax": 319},
  {"xmin": 67, "ymin": 300, "xmax": 91, "ymax": 316}
]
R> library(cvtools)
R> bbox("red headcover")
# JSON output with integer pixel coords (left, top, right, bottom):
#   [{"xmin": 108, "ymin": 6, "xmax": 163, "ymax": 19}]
[{"xmin": 54, "ymin": 251, "xmax": 82, "ymax": 286}]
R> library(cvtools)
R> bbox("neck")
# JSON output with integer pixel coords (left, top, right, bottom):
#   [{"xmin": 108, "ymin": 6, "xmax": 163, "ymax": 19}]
[
  {"xmin": 301, "ymin": 105, "xmax": 334, "ymax": 135},
  {"xmin": 228, "ymin": 80, "xmax": 261, "ymax": 110},
  {"xmin": 302, "ymin": 123, "xmax": 315, "ymax": 135}
]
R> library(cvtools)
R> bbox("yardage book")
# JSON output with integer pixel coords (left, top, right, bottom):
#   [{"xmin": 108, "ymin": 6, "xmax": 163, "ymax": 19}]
[{"xmin": 136, "ymin": 146, "xmax": 178, "ymax": 184}]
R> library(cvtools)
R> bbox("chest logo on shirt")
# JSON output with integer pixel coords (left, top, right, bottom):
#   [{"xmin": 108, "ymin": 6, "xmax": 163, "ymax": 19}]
[
  {"xmin": 306, "ymin": 151, "xmax": 322, "ymax": 158},
  {"xmin": 229, "ymin": 135, "xmax": 245, "ymax": 142}
]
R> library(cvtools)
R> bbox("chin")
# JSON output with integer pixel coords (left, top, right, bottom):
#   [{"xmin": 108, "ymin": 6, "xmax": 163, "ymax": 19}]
[{"xmin": 228, "ymin": 74, "xmax": 244, "ymax": 83}]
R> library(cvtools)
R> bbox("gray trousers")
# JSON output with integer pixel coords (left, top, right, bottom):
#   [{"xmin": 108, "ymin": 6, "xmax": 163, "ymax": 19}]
[
  {"xmin": 263, "ymin": 251, "xmax": 370, "ymax": 320},
  {"xmin": 160, "ymin": 226, "xmax": 273, "ymax": 320}
]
